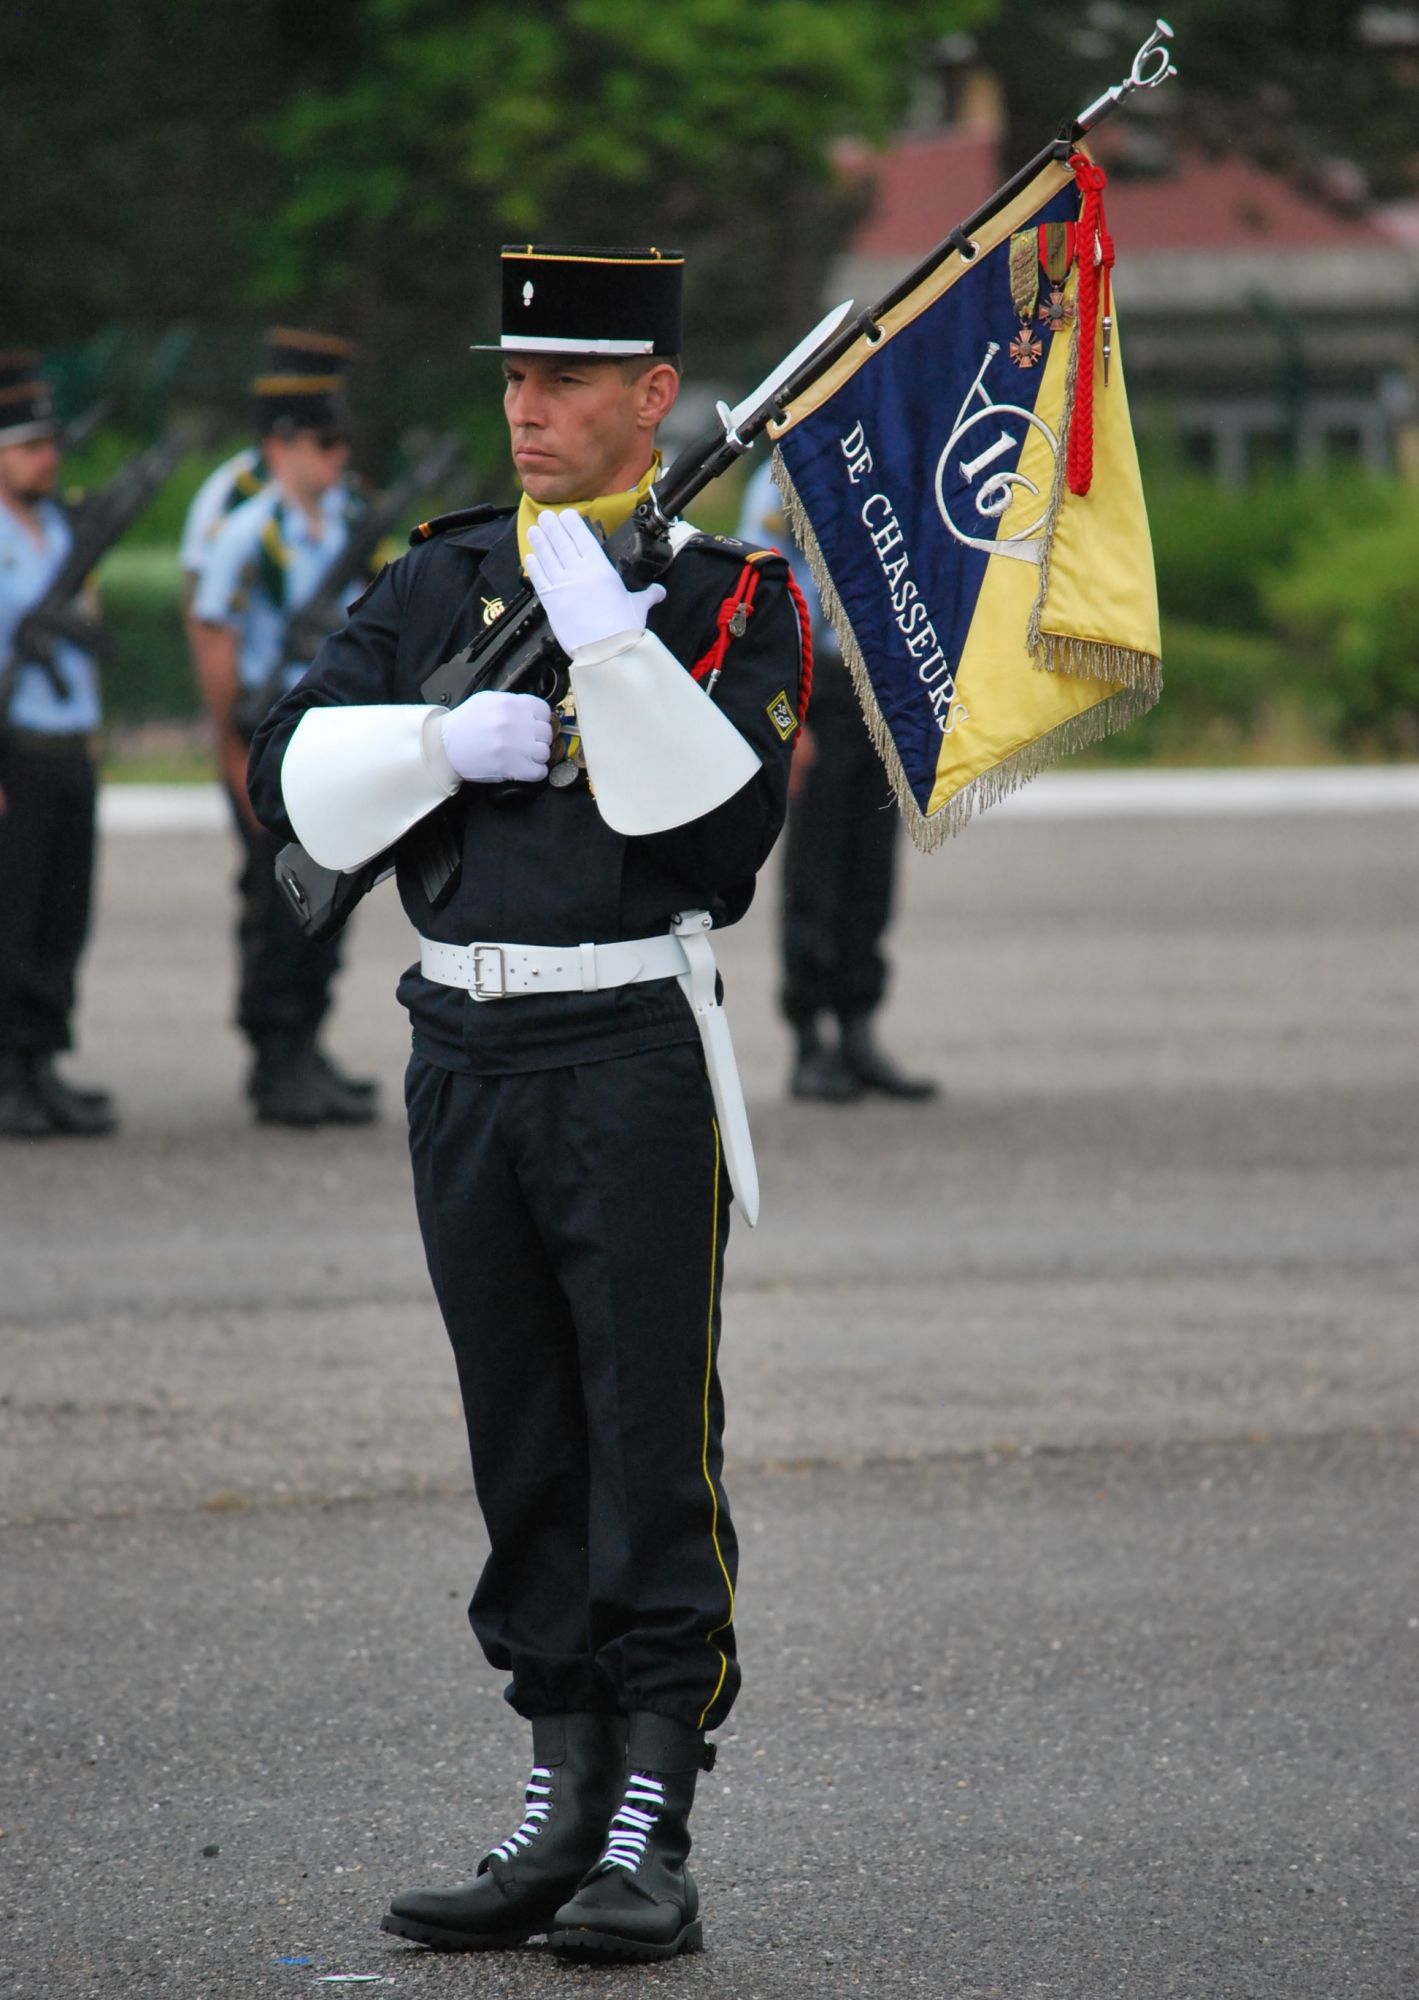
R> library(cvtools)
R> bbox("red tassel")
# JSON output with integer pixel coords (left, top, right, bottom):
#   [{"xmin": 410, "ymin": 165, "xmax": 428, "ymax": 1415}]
[{"xmin": 1067, "ymin": 154, "xmax": 1115, "ymax": 498}]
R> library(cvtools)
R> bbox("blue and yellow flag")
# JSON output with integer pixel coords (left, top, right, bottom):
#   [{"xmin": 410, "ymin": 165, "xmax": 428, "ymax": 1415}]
[{"xmin": 770, "ymin": 151, "xmax": 1161, "ymax": 849}]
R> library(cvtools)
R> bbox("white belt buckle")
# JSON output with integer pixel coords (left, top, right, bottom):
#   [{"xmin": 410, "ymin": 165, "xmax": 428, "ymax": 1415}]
[{"xmin": 470, "ymin": 942, "xmax": 507, "ymax": 999}]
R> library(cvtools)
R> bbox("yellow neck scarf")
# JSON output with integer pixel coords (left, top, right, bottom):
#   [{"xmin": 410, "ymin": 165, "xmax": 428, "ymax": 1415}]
[{"xmin": 516, "ymin": 454, "xmax": 661, "ymax": 569}]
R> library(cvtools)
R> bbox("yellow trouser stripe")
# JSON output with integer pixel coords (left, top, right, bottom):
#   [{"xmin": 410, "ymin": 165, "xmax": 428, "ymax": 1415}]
[{"xmin": 697, "ymin": 1117, "xmax": 734, "ymax": 1728}]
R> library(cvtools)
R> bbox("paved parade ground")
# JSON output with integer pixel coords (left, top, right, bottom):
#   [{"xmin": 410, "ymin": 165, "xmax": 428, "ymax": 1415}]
[{"xmin": 3, "ymin": 775, "xmax": 1417, "ymax": 1998}]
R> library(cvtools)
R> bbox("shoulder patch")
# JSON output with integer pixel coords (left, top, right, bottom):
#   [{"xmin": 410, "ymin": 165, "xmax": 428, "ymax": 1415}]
[
  {"xmin": 409, "ymin": 502, "xmax": 516, "ymax": 547},
  {"xmin": 765, "ymin": 690, "xmax": 799, "ymax": 742}
]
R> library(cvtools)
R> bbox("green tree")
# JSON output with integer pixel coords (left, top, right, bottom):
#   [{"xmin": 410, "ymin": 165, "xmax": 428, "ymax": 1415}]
[
  {"xmin": 254, "ymin": 0, "xmax": 994, "ymax": 447},
  {"xmin": 977, "ymin": 2, "xmax": 1419, "ymax": 201}
]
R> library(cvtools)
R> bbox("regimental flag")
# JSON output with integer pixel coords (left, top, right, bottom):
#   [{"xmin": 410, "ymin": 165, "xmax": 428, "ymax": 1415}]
[{"xmin": 770, "ymin": 150, "xmax": 1161, "ymax": 849}]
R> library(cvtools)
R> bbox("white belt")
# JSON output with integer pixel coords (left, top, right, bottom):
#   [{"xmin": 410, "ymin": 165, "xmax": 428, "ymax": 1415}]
[
  {"xmin": 417, "ymin": 911, "xmax": 759, "ymax": 1228},
  {"xmin": 419, "ymin": 930, "xmax": 688, "ymax": 1000}
]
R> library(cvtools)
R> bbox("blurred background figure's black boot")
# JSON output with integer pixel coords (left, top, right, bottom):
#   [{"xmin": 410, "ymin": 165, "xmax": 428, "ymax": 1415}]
[
  {"xmin": 311, "ymin": 1047, "xmax": 379, "ymax": 1109},
  {"xmin": 381, "ymin": 1714, "xmax": 626, "ymax": 1953},
  {"xmin": 839, "ymin": 1012, "xmax": 939, "ymax": 1101},
  {"xmin": 250, "ymin": 1027, "xmax": 377, "ymax": 1127},
  {"xmin": 0, "ymin": 1054, "xmax": 56, "ymax": 1138},
  {"xmin": 26, "ymin": 1055, "xmax": 118, "ymax": 1135},
  {"xmin": 789, "ymin": 1016, "xmax": 864, "ymax": 1103},
  {"xmin": 549, "ymin": 1713, "xmax": 713, "ymax": 1962}
]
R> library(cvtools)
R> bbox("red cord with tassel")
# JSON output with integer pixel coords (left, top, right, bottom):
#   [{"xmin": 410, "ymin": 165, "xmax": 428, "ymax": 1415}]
[{"xmin": 1067, "ymin": 153, "xmax": 1116, "ymax": 497}]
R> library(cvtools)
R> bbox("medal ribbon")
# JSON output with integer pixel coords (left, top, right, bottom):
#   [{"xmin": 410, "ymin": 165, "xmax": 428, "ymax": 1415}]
[{"xmin": 1067, "ymin": 154, "xmax": 1115, "ymax": 499}]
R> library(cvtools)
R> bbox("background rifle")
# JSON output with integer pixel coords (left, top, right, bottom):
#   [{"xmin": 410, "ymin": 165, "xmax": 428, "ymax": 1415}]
[
  {"xmin": 276, "ymin": 20, "xmax": 1179, "ymax": 942},
  {"xmin": 231, "ymin": 430, "xmax": 466, "ymax": 741},
  {"xmin": 0, "ymin": 424, "xmax": 191, "ymax": 724}
]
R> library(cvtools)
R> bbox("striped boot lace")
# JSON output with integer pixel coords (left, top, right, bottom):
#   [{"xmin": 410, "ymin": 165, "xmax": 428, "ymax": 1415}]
[
  {"xmin": 597, "ymin": 1772, "xmax": 665, "ymax": 1872},
  {"xmin": 488, "ymin": 1765, "xmax": 554, "ymax": 1862}
]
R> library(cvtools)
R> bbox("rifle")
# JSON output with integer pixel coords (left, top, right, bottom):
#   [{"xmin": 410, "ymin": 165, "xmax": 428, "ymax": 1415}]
[
  {"xmin": 230, "ymin": 430, "xmax": 465, "ymax": 742},
  {"xmin": 58, "ymin": 398, "xmax": 113, "ymax": 456},
  {"xmin": 275, "ymin": 19, "xmax": 1178, "ymax": 942},
  {"xmin": 0, "ymin": 425, "xmax": 192, "ymax": 725}
]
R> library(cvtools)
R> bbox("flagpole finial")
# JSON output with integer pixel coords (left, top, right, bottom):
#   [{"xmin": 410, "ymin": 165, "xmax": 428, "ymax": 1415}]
[{"xmin": 1073, "ymin": 19, "xmax": 1178, "ymax": 133}]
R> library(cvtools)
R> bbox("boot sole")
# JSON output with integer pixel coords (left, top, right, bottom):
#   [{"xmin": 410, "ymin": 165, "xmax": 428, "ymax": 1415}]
[
  {"xmin": 379, "ymin": 1910, "xmax": 539, "ymax": 1953},
  {"xmin": 547, "ymin": 1918, "xmax": 703, "ymax": 1962}
]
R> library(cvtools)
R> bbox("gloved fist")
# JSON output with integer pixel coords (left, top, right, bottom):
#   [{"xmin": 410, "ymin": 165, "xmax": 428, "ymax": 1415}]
[
  {"xmin": 526, "ymin": 507, "xmax": 666, "ymax": 656},
  {"xmin": 439, "ymin": 690, "xmax": 554, "ymax": 785}
]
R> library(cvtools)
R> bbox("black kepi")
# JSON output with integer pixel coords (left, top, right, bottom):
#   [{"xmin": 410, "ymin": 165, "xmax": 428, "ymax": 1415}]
[
  {"xmin": 478, "ymin": 246, "xmax": 683, "ymax": 358},
  {"xmin": 0, "ymin": 351, "xmax": 57, "ymax": 446},
  {"xmin": 252, "ymin": 326, "xmax": 354, "ymax": 435}
]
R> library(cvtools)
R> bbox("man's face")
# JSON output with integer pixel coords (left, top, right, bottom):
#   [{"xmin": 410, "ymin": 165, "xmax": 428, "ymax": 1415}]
[
  {"xmin": 502, "ymin": 356, "xmax": 675, "ymax": 505},
  {"xmin": 0, "ymin": 436, "xmax": 60, "ymax": 507},
  {"xmin": 266, "ymin": 428, "xmax": 351, "ymax": 505}
]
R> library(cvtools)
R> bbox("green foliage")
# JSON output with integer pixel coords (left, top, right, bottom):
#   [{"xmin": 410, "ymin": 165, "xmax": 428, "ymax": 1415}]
[
  {"xmin": 1143, "ymin": 470, "xmax": 1394, "ymax": 632},
  {"xmin": 1263, "ymin": 502, "xmax": 1419, "ymax": 755},
  {"xmin": 1116, "ymin": 469, "xmax": 1419, "ymax": 762},
  {"xmin": 97, "ymin": 551, "xmax": 198, "ymax": 724},
  {"xmin": 257, "ymin": 0, "xmax": 992, "ymax": 389},
  {"xmin": 1087, "ymin": 621, "xmax": 1302, "ymax": 765},
  {"xmin": 980, "ymin": 0, "xmax": 1418, "ymax": 202}
]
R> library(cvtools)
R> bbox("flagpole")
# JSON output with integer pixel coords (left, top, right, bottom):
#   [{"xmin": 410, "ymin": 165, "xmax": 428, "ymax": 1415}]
[
  {"xmin": 750, "ymin": 21, "xmax": 1176, "ymax": 447},
  {"xmin": 645, "ymin": 20, "xmax": 1176, "ymax": 530}
]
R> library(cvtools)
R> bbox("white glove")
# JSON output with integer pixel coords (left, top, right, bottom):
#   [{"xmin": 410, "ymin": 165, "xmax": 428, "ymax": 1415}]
[
  {"xmin": 439, "ymin": 690, "xmax": 553, "ymax": 785},
  {"xmin": 525, "ymin": 508, "xmax": 666, "ymax": 656}
]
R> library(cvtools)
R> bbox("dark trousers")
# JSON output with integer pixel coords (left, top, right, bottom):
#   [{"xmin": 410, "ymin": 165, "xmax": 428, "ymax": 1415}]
[
  {"xmin": 0, "ymin": 738, "xmax": 96, "ymax": 1058},
  {"xmin": 781, "ymin": 655, "xmax": 898, "ymax": 1026},
  {"xmin": 405, "ymin": 1041, "xmax": 739, "ymax": 1732},
  {"xmin": 226, "ymin": 787, "xmax": 343, "ymax": 1043}
]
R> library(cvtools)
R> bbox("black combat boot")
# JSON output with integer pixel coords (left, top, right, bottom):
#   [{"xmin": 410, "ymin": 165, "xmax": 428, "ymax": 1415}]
[
  {"xmin": 548, "ymin": 1713, "xmax": 714, "ymax": 1962},
  {"xmin": 789, "ymin": 1017, "xmax": 863, "ymax": 1103},
  {"xmin": 0, "ymin": 1054, "xmax": 55, "ymax": 1138},
  {"xmin": 381, "ymin": 1713, "xmax": 626, "ymax": 1953},
  {"xmin": 26, "ymin": 1055, "xmax": 118, "ymax": 1135},
  {"xmin": 250, "ymin": 1028, "xmax": 376, "ymax": 1127},
  {"xmin": 839, "ymin": 1012, "xmax": 939, "ymax": 1100},
  {"xmin": 311, "ymin": 1047, "xmax": 379, "ymax": 1108}
]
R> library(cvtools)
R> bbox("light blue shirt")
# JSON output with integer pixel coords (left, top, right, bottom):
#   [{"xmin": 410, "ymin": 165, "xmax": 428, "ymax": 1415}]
[
  {"xmin": 193, "ymin": 481, "xmax": 356, "ymax": 695},
  {"xmin": 0, "ymin": 498, "xmax": 101, "ymax": 734},
  {"xmin": 178, "ymin": 446, "xmax": 266, "ymax": 575}
]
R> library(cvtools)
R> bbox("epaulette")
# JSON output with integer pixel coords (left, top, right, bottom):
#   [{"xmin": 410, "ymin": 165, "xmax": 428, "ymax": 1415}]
[
  {"xmin": 409, "ymin": 502, "xmax": 516, "ymax": 547},
  {"xmin": 679, "ymin": 530, "xmax": 785, "ymax": 565}
]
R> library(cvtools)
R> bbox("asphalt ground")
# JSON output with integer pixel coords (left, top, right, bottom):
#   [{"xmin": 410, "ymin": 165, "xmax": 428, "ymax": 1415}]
[{"xmin": 3, "ymin": 783, "xmax": 1417, "ymax": 1998}]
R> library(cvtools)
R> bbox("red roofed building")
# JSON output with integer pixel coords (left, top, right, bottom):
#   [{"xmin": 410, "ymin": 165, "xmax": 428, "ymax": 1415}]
[{"xmin": 831, "ymin": 103, "xmax": 1419, "ymax": 483}]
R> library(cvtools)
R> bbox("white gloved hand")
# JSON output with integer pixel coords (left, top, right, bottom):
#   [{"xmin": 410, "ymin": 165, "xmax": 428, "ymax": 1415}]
[
  {"xmin": 525, "ymin": 507, "xmax": 666, "ymax": 656},
  {"xmin": 439, "ymin": 690, "xmax": 554, "ymax": 785}
]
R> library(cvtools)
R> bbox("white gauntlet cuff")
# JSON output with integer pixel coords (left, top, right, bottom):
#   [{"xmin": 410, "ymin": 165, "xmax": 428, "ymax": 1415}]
[
  {"xmin": 569, "ymin": 630, "xmax": 760, "ymax": 837},
  {"xmin": 280, "ymin": 704, "xmax": 461, "ymax": 871}
]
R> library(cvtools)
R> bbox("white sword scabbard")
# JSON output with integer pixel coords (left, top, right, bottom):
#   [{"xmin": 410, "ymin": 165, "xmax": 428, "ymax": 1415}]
[{"xmin": 672, "ymin": 910, "xmax": 760, "ymax": 1228}]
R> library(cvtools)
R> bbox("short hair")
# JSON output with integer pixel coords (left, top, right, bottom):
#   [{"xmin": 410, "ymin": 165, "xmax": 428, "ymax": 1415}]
[{"xmin": 618, "ymin": 354, "xmax": 682, "ymax": 381}]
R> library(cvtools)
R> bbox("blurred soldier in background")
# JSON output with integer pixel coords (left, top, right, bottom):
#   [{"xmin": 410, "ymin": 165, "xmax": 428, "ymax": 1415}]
[
  {"xmin": 737, "ymin": 456, "xmax": 937, "ymax": 1103},
  {"xmin": 186, "ymin": 331, "xmax": 378, "ymax": 1126},
  {"xmin": 0, "ymin": 352, "xmax": 117, "ymax": 1139}
]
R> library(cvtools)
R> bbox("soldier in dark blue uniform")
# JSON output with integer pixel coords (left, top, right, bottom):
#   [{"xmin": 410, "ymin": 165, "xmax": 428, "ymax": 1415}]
[
  {"xmin": 740, "ymin": 457, "xmax": 938, "ymax": 1103},
  {"xmin": 248, "ymin": 247, "xmax": 808, "ymax": 1963},
  {"xmin": 0, "ymin": 352, "xmax": 116, "ymax": 1139}
]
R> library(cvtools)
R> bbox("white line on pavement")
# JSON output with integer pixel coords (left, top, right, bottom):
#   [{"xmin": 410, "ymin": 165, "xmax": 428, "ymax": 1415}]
[{"xmin": 98, "ymin": 766, "xmax": 1419, "ymax": 836}]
